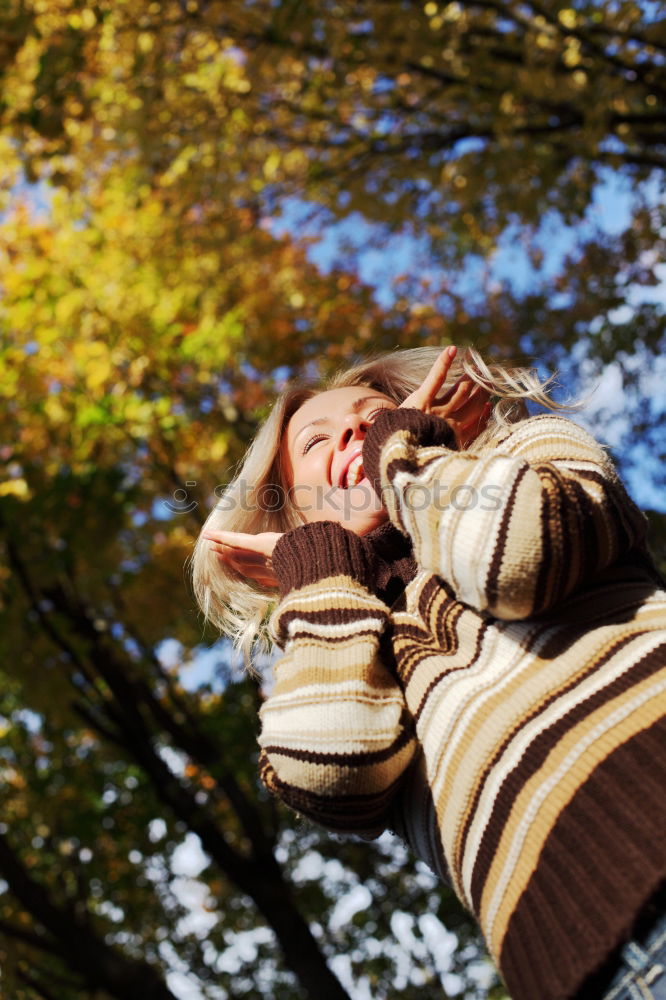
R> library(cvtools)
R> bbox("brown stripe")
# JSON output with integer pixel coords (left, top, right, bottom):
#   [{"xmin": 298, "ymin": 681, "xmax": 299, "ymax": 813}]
[
  {"xmin": 279, "ymin": 606, "xmax": 386, "ymax": 626},
  {"xmin": 262, "ymin": 717, "xmax": 415, "ymax": 769},
  {"xmin": 535, "ymin": 576, "xmax": 664, "ymax": 639},
  {"xmin": 533, "ymin": 467, "xmax": 556, "ymax": 611},
  {"xmin": 468, "ymin": 639, "xmax": 666, "ymax": 911},
  {"xmin": 561, "ymin": 474, "xmax": 602, "ymax": 589},
  {"xmin": 260, "ymin": 759, "xmax": 409, "ymax": 830},
  {"xmin": 498, "ymin": 718, "xmax": 666, "ymax": 1000},
  {"xmin": 486, "ymin": 462, "xmax": 530, "ymax": 610},
  {"xmin": 395, "ymin": 592, "xmax": 466, "ymax": 687},
  {"xmin": 419, "ymin": 574, "xmax": 452, "ymax": 619},
  {"xmin": 380, "ymin": 456, "xmax": 424, "ymax": 532},
  {"xmin": 433, "ymin": 591, "xmax": 464, "ymax": 654},
  {"xmin": 285, "ymin": 627, "xmax": 386, "ymax": 645},
  {"xmin": 411, "ymin": 618, "xmax": 489, "ymax": 724}
]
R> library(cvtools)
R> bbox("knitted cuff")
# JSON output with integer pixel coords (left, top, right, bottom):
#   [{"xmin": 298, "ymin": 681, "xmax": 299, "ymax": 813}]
[
  {"xmin": 363, "ymin": 407, "xmax": 456, "ymax": 492},
  {"xmin": 272, "ymin": 520, "xmax": 376, "ymax": 597}
]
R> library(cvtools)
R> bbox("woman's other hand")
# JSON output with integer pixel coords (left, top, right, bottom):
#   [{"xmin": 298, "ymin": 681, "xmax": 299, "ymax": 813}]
[
  {"xmin": 401, "ymin": 345, "xmax": 492, "ymax": 448},
  {"xmin": 203, "ymin": 530, "xmax": 282, "ymax": 588}
]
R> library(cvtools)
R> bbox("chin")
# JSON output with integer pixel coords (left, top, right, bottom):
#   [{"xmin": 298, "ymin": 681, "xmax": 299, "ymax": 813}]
[{"xmin": 338, "ymin": 481, "xmax": 388, "ymax": 535}]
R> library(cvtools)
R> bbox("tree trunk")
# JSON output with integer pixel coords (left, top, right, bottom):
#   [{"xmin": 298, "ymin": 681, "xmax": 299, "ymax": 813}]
[
  {"xmin": 237, "ymin": 856, "xmax": 352, "ymax": 1000},
  {"xmin": 0, "ymin": 834, "xmax": 177, "ymax": 1000}
]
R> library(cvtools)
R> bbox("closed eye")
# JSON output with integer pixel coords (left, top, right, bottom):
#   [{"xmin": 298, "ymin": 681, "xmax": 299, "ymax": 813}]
[
  {"xmin": 302, "ymin": 433, "xmax": 328, "ymax": 455},
  {"xmin": 301, "ymin": 405, "xmax": 392, "ymax": 454}
]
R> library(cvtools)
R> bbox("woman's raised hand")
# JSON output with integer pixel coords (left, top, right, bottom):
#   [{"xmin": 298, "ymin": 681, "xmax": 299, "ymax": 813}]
[
  {"xmin": 400, "ymin": 345, "xmax": 492, "ymax": 449},
  {"xmin": 203, "ymin": 529, "xmax": 282, "ymax": 588}
]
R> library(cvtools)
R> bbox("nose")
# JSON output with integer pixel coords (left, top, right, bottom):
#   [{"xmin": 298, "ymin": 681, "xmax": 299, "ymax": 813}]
[{"xmin": 337, "ymin": 412, "xmax": 370, "ymax": 450}]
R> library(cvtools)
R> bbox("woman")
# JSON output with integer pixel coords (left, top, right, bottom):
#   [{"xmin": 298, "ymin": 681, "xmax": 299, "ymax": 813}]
[{"xmin": 193, "ymin": 346, "xmax": 666, "ymax": 1000}]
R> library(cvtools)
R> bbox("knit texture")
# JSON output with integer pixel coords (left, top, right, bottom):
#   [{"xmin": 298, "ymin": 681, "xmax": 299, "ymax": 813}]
[
  {"xmin": 273, "ymin": 519, "xmax": 416, "ymax": 605},
  {"xmin": 258, "ymin": 410, "xmax": 666, "ymax": 1000}
]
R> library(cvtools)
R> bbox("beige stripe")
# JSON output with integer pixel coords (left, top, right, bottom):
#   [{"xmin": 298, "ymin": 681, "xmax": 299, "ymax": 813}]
[
  {"xmin": 443, "ymin": 456, "xmax": 524, "ymax": 607},
  {"xmin": 390, "ymin": 453, "xmax": 447, "ymax": 558},
  {"xmin": 263, "ymin": 678, "xmax": 406, "ymax": 717},
  {"xmin": 410, "ymin": 624, "xmax": 549, "ymax": 894},
  {"xmin": 266, "ymin": 739, "xmax": 415, "ymax": 794},
  {"xmin": 502, "ymin": 415, "xmax": 608, "ymax": 463},
  {"xmin": 277, "ymin": 582, "xmax": 386, "ymax": 611},
  {"xmin": 414, "ymin": 626, "xmax": 664, "ymax": 901},
  {"xmin": 260, "ymin": 703, "xmax": 408, "ymax": 751},
  {"xmin": 458, "ymin": 630, "xmax": 666, "ymax": 899},
  {"xmin": 269, "ymin": 642, "xmax": 399, "ymax": 698},
  {"xmin": 482, "ymin": 670, "xmax": 666, "ymax": 957},
  {"xmin": 392, "ymin": 450, "xmax": 514, "ymax": 604}
]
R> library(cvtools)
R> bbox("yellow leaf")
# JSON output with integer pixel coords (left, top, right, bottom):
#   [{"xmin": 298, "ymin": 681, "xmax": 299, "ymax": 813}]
[
  {"xmin": 264, "ymin": 151, "xmax": 281, "ymax": 179},
  {"xmin": 0, "ymin": 479, "xmax": 30, "ymax": 499},
  {"xmin": 86, "ymin": 358, "xmax": 112, "ymax": 390},
  {"xmin": 558, "ymin": 9, "xmax": 578, "ymax": 29},
  {"xmin": 563, "ymin": 39, "xmax": 582, "ymax": 67}
]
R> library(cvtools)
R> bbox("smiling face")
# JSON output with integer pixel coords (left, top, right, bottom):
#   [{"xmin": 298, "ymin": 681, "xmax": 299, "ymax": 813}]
[{"xmin": 281, "ymin": 386, "xmax": 398, "ymax": 534}]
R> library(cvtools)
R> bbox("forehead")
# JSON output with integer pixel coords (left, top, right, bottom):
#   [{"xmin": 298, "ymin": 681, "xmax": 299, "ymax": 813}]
[{"xmin": 286, "ymin": 386, "xmax": 390, "ymax": 441}]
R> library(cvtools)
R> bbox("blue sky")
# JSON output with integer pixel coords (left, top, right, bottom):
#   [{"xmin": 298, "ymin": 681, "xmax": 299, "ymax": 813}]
[{"xmin": 267, "ymin": 172, "xmax": 665, "ymax": 511}]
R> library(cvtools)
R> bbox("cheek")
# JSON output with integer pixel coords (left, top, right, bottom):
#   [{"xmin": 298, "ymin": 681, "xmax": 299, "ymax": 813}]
[
  {"xmin": 292, "ymin": 455, "xmax": 317, "ymax": 488},
  {"xmin": 305, "ymin": 449, "xmax": 330, "ymax": 483}
]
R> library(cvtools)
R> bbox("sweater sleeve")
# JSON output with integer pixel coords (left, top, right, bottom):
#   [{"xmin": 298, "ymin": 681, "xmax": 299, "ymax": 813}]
[
  {"xmin": 257, "ymin": 520, "xmax": 416, "ymax": 838},
  {"xmin": 362, "ymin": 408, "xmax": 649, "ymax": 620}
]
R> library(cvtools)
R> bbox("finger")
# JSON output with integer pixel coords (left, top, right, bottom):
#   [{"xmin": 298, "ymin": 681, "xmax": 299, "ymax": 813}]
[
  {"xmin": 203, "ymin": 530, "xmax": 258, "ymax": 548},
  {"xmin": 210, "ymin": 544, "xmax": 269, "ymax": 569},
  {"xmin": 437, "ymin": 376, "xmax": 472, "ymax": 405},
  {"xmin": 203, "ymin": 530, "xmax": 273, "ymax": 556},
  {"xmin": 438, "ymin": 378, "xmax": 473, "ymax": 413},
  {"xmin": 205, "ymin": 539, "xmax": 264, "ymax": 564},
  {"xmin": 415, "ymin": 346, "xmax": 458, "ymax": 409},
  {"xmin": 451, "ymin": 384, "xmax": 483, "ymax": 417},
  {"xmin": 459, "ymin": 387, "xmax": 492, "ymax": 424},
  {"xmin": 457, "ymin": 398, "xmax": 494, "ymax": 447},
  {"xmin": 214, "ymin": 550, "xmax": 272, "ymax": 583}
]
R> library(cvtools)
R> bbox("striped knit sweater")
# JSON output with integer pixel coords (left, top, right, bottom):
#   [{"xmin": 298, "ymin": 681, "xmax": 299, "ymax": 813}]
[{"xmin": 258, "ymin": 408, "xmax": 666, "ymax": 1000}]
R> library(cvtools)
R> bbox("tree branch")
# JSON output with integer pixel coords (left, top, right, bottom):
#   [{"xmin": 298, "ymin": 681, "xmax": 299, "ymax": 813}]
[{"xmin": 0, "ymin": 834, "xmax": 176, "ymax": 1000}]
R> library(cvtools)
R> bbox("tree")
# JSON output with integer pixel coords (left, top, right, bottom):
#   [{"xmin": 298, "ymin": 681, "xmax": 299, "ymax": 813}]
[
  {"xmin": 2, "ymin": 1, "xmax": 664, "ymax": 233},
  {"xmin": 2, "ymin": 0, "xmax": 663, "ymax": 419},
  {"xmin": 0, "ymin": 169, "xmax": 503, "ymax": 997},
  {"xmin": 1, "ymin": 1, "xmax": 664, "ymax": 996}
]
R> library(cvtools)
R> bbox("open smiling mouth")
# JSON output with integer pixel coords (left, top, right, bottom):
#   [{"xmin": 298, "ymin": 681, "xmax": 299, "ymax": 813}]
[{"xmin": 342, "ymin": 454, "xmax": 365, "ymax": 489}]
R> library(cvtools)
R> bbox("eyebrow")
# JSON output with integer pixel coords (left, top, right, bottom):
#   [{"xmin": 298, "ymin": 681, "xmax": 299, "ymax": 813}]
[{"xmin": 293, "ymin": 395, "xmax": 392, "ymax": 444}]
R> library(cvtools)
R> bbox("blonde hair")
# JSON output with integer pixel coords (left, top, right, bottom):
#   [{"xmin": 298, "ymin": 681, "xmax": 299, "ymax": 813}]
[{"xmin": 191, "ymin": 346, "xmax": 575, "ymax": 665}]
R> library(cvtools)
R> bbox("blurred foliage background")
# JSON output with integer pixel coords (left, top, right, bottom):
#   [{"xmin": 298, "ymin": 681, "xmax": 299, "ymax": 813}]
[{"xmin": 0, "ymin": 1, "xmax": 664, "ymax": 998}]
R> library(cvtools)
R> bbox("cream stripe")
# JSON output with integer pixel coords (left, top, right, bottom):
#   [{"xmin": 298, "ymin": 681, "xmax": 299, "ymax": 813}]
[
  {"xmin": 278, "ymin": 586, "xmax": 385, "ymax": 611},
  {"xmin": 266, "ymin": 739, "xmax": 415, "ymax": 793},
  {"xmin": 458, "ymin": 630, "xmax": 666, "ymax": 901},
  {"xmin": 414, "ymin": 626, "xmax": 664, "ymax": 901},
  {"xmin": 285, "ymin": 616, "xmax": 385, "ymax": 640},
  {"xmin": 264, "ymin": 683, "xmax": 406, "ymax": 710},
  {"xmin": 483, "ymin": 672, "xmax": 666, "ymax": 956},
  {"xmin": 407, "ymin": 623, "xmax": 546, "ymax": 884},
  {"xmin": 443, "ymin": 457, "xmax": 524, "ymax": 605},
  {"xmin": 413, "ymin": 618, "xmax": 549, "ymax": 792}
]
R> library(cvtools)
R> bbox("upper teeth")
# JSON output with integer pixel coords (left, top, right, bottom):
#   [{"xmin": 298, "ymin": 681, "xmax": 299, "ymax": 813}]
[{"xmin": 344, "ymin": 454, "xmax": 364, "ymax": 488}]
